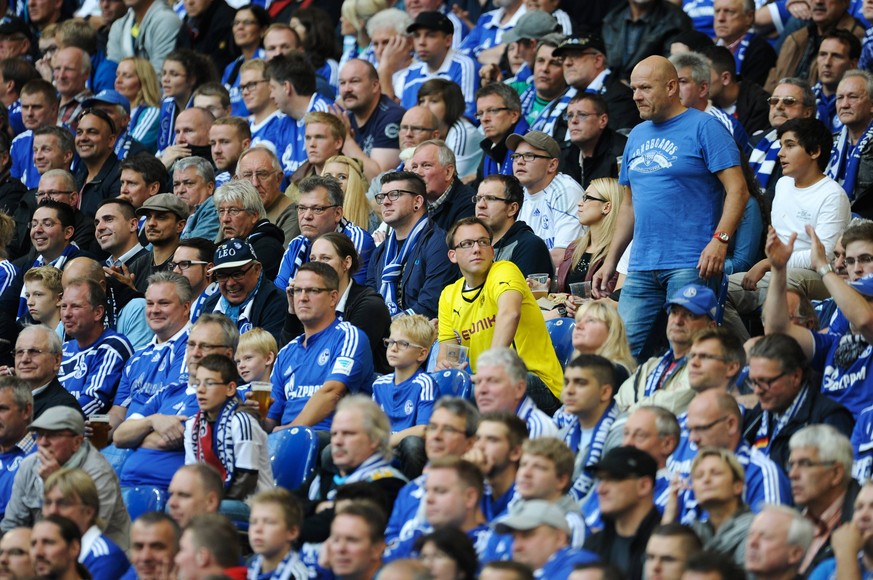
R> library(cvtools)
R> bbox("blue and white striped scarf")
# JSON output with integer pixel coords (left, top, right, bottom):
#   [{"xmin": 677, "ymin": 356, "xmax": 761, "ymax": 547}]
[
  {"xmin": 644, "ymin": 350, "xmax": 687, "ymax": 398},
  {"xmin": 380, "ymin": 215, "xmax": 429, "ymax": 316},
  {"xmin": 826, "ymin": 120, "xmax": 873, "ymax": 201},
  {"xmin": 530, "ymin": 86, "xmax": 578, "ymax": 135},
  {"xmin": 192, "ymin": 397, "xmax": 240, "ymax": 488},
  {"xmin": 749, "ymin": 128, "xmax": 780, "ymax": 188},
  {"xmin": 156, "ymin": 96, "xmax": 177, "ymax": 154},
  {"xmin": 566, "ymin": 402, "xmax": 620, "ymax": 502}
]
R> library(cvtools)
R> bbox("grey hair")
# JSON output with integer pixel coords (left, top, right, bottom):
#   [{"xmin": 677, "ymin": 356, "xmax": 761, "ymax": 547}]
[
  {"xmin": 475, "ymin": 347, "xmax": 528, "ymax": 383},
  {"xmin": 841, "ymin": 69, "xmax": 873, "ymax": 101},
  {"xmin": 174, "ymin": 156, "xmax": 215, "ymax": 185},
  {"xmin": 476, "ymin": 82, "xmax": 522, "ymax": 113},
  {"xmin": 366, "ymin": 7, "xmax": 412, "ymax": 38},
  {"xmin": 213, "ymin": 180, "xmax": 266, "ymax": 220},
  {"xmin": 299, "ymin": 174, "xmax": 345, "ymax": 206},
  {"xmin": 415, "ymin": 139, "xmax": 456, "ymax": 169},
  {"xmin": 433, "ymin": 396, "xmax": 480, "ymax": 437},
  {"xmin": 760, "ymin": 505, "xmax": 815, "ymax": 552},
  {"xmin": 192, "ymin": 313, "xmax": 239, "ymax": 352},
  {"xmin": 236, "ymin": 146, "xmax": 283, "ymax": 175},
  {"xmin": 776, "ymin": 77, "xmax": 817, "ymax": 108},
  {"xmin": 41, "ymin": 169, "xmax": 77, "ymax": 192},
  {"xmin": 336, "ymin": 395, "xmax": 392, "ymax": 459},
  {"xmin": 669, "ymin": 51, "xmax": 712, "ymax": 86},
  {"xmin": 18, "ymin": 324, "xmax": 62, "ymax": 355},
  {"xmin": 146, "ymin": 271, "xmax": 193, "ymax": 304},
  {"xmin": 641, "ymin": 405, "xmax": 681, "ymax": 440},
  {"xmin": 788, "ymin": 424, "xmax": 853, "ymax": 484},
  {"xmin": 0, "ymin": 376, "xmax": 34, "ymax": 417}
]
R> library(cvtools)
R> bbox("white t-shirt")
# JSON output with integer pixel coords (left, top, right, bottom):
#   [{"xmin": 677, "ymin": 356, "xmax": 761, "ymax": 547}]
[{"xmin": 518, "ymin": 173, "xmax": 584, "ymax": 250}]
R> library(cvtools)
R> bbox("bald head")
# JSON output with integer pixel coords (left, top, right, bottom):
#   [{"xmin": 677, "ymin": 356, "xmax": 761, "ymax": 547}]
[
  {"xmin": 400, "ymin": 106, "xmax": 440, "ymax": 149},
  {"xmin": 687, "ymin": 389, "xmax": 742, "ymax": 449},
  {"xmin": 174, "ymin": 107, "xmax": 213, "ymax": 147},
  {"xmin": 60, "ymin": 257, "xmax": 106, "ymax": 288},
  {"xmin": 630, "ymin": 56, "xmax": 683, "ymax": 122}
]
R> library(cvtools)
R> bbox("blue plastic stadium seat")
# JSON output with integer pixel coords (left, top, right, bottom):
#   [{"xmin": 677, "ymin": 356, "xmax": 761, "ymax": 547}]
[
  {"xmin": 101, "ymin": 444, "xmax": 133, "ymax": 474},
  {"xmin": 123, "ymin": 486, "xmax": 169, "ymax": 520},
  {"xmin": 268, "ymin": 427, "xmax": 319, "ymax": 491},
  {"xmin": 429, "ymin": 369, "xmax": 474, "ymax": 401},
  {"xmin": 546, "ymin": 317, "xmax": 576, "ymax": 367}
]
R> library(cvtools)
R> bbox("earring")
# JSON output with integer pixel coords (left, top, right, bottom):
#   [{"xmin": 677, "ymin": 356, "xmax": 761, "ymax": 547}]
[{"xmin": 414, "ymin": 206, "xmax": 419, "ymax": 211}]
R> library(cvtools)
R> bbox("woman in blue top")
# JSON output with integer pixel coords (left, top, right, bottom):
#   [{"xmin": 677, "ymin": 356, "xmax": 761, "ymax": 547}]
[
  {"xmin": 290, "ymin": 7, "xmax": 342, "ymax": 98},
  {"xmin": 223, "ymin": 6, "xmax": 269, "ymax": 118},
  {"xmin": 115, "ymin": 57, "xmax": 162, "ymax": 152}
]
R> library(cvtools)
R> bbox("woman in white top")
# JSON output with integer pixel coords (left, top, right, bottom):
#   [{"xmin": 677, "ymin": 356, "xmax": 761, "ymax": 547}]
[{"xmin": 417, "ymin": 78, "xmax": 482, "ymax": 182}]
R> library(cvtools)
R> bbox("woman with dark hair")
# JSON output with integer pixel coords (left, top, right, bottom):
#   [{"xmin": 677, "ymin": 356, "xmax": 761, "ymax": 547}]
[
  {"xmin": 414, "ymin": 526, "xmax": 479, "ymax": 580},
  {"xmin": 418, "ymin": 79, "xmax": 481, "ymax": 181},
  {"xmin": 157, "ymin": 49, "xmax": 217, "ymax": 152},
  {"xmin": 224, "ymin": 5, "xmax": 270, "ymax": 117},
  {"xmin": 283, "ymin": 231, "xmax": 391, "ymax": 372},
  {"xmin": 290, "ymin": 7, "xmax": 343, "ymax": 95}
]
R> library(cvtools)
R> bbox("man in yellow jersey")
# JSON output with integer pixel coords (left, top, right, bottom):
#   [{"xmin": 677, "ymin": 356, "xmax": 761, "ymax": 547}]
[{"xmin": 436, "ymin": 216, "xmax": 564, "ymax": 415}]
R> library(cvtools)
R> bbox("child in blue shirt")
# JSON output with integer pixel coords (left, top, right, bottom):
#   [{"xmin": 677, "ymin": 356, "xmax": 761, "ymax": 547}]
[
  {"xmin": 234, "ymin": 327, "xmax": 278, "ymax": 400},
  {"xmin": 247, "ymin": 488, "xmax": 310, "ymax": 580}
]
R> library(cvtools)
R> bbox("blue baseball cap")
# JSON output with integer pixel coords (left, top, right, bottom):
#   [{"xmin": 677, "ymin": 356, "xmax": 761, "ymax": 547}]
[
  {"xmin": 664, "ymin": 283, "xmax": 718, "ymax": 319},
  {"xmin": 83, "ymin": 90, "xmax": 130, "ymax": 114},
  {"xmin": 849, "ymin": 275, "xmax": 873, "ymax": 298}
]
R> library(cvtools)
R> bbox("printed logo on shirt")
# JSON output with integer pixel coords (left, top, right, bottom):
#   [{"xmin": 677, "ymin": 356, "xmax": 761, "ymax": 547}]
[
  {"xmin": 460, "ymin": 315, "xmax": 496, "ymax": 341},
  {"xmin": 6, "ymin": 457, "xmax": 22, "ymax": 472},
  {"xmin": 822, "ymin": 361, "xmax": 869, "ymax": 393},
  {"xmin": 318, "ymin": 349, "xmax": 331, "ymax": 366},
  {"xmin": 332, "ymin": 356, "xmax": 354, "ymax": 376},
  {"xmin": 628, "ymin": 139, "xmax": 679, "ymax": 173},
  {"xmin": 385, "ymin": 123, "xmax": 399, "ymax": 139},
  {"xmin": 404, "ymin": 400, "xmax": 414, "ymax": 415}
]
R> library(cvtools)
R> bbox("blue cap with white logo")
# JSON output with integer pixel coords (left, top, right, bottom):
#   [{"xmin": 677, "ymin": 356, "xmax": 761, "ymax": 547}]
[{"xmin": 664, "ymin": 283, "xmax": 718, "ymax": 319}]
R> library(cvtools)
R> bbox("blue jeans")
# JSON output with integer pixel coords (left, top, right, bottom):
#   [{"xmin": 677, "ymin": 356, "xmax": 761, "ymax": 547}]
[{"xmin": 619, "ymin": 268, "xmax": 717, "ymax": 359}]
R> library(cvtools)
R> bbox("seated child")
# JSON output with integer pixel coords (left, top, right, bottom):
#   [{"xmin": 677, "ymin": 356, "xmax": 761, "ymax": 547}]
[
  {"xmin": 371, "ymin": 314, "xmax": 437, "ymax": 448},
  {"xmin": 247, "ymin": 488, "xmax": 310, "ymax": 580},
  {"xmin": 23, "ymin": 266, "xmax": 63, "ymax": 338},
  {"xmin": 234, "ymin": 327, "xmax": 278, "ymax": 398},
  {"xmin": 184, "ymin": 353, "xmax": 273, "ymax": 501}
]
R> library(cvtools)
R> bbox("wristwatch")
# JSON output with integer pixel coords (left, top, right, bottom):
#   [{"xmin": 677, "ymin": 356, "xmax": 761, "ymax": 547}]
[
  {"xmin": 713, "ymin": 231, "xmax": 730, "ymax": 243},
  {"xmin": 817, "ymin": 263, "xmax": 834, "ymax": 278}
]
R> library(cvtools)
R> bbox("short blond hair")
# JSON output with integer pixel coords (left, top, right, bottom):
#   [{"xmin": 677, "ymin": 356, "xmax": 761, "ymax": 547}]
[
  {"xmin": 237, "ymin": 327, "xmax": 278, "ymax": 358},
  {"xmin": 250, "ymin": 488, "xmax": 303, "ymax": 531},
  {"xmin": 390, "ymin": 314, "xmax": 436, "ymax": 350},
  {"xmin": 691, "ymin": 447, "xmax": 746, "ymax": 484},
  {"xmin": 521, "ymin": 437, "xmax": 575, "ymax": 487},
  {"xmin": 24, "ymin": 266, "xmax": 63, "ymax": 295}
]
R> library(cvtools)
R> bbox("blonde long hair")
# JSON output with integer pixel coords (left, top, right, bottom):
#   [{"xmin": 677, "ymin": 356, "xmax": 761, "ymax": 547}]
[
  {"xmin": 574, "ymin": 301, "xmax": 636, "ymax": 372},
  {"xmin": 571, "ymin": 177, "xmax": 623, "ymax": 271},
  {"xmin": 120, "ymin": 57, "xmax": 161, "ymax": 108},
  {"xmin": 324, "ymin": 155, "xmax": 370, "ymax": 230}
]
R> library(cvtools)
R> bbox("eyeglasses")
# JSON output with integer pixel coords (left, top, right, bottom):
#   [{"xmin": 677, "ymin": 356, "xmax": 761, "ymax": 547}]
[
  {"xmin": 240, "ymin": 79, "xmax": 268, "ymax": 93},
  {"xmin": 687, "ymin": 416, "xmax": 729, "ymax": 434},
  {"xmin": 169, "ymin": 260, "xmax": 208, "ymax": 271},
  {"xmin": 749, "ymin": 371, "xmax": 787, "ymax": 390},
  {"xmin": 581, "ymin": 193, "xmax": 607, "ymax": 203},
  {"xmin": 425, "ymin": 423, "xmax": 465, "ymax": 436},
  {"xmin": 510, "ymin": 152, "xmax": 553, "ymax": 163},
  {"xmin": 239, "ymin": 169, "xmax": 277, "ymax": 182},
  {"xmin": 297, "ymin": 204, "xmax": 338, "ymax": 215},
  {"xmin": 192, "ymin": 380, "xmax": 229, "ymax": 389},
  {"xmin": 187, "ymin": 341, "xmax": 228, "ymax": 351},
  {"xmin": 767, "ymin": 96, "xmax": 801, "ymax": 107},
  {"xmin": 214, "ymin": 263, "xmax": 255, "ymax": 282},
  {"xmin": 29, "ymin": 218, "xmax": 60, "ymax": 229},
  {"xmin": 472, "ymin": 194, "xmax": 509, "ymax": 204},
  {"xmin": 399, "ymin": 124, "xmax": 436, "ymax": 133},
  {"xmin": 474, "ymin": 107, "xmax": 511, "ymax": 120},
  {"xmin": 375, "ymin": 189, "xmax": 417, "ymax": 204},
  {"xmin": 564, "ymin": 111, "xmax": 598, "ymax": 122},
  {"xmin": 383, "ymin": 338, "xmax": 425, "ymax": 350},
  {"xmin": 786, "ymin": 458, "xmax": 836, "ymax": 471},
  {"xmin": 687, "ymin": 352, "xmax": 728, "ymax": 362},
  {"xmin": 453, "ymin": 238, "xmax": 491, "ymax": 250},
  {"xmin": 14, "ymin": 348, "xmax": 50, "ymax": 357},
  {"xmin": 217, "ymin": 207, "xmax": 248, "ymax": 217},
  {"xmin": 290, "ymin": 287, "xmax": 331, "ymax": 296},
  {"xmin": 35, "ymin": 190, "xmax": 74, "ymax": 200},
  {"xmin": 845, "ymin": 254, "xmax": 873, "ymax": 267}
]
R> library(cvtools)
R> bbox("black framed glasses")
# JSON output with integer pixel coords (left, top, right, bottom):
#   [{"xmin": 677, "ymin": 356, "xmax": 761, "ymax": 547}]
[
  {"xmin": 297, "ymin": 204, "xmax": 338, "ymax": 215},
  {"xmin": 383, "ymin": 338, "xmax": 425, "ymax": 350},
  {"xmin": 749, "ymin": 371, "xmax": 787, "ymax": 390},
  {"xmin": 474, "ymin": 107, "xmax": 511, "ymax": 120},
  {"xmin": 214, "ymin": 263, "xmax": 256, "ymax": 282},
  {"xmin": 453, "ymin": 238, "xmax": 491, "ymax": 250},
  {"xmin": 169, "ymin": 260, "xmax": 208, "ymax": 271},
  {"xmin": 510, "ymin": 152, "xmax": 553, "ymax": 163},
  {"xmin": 472, "ymin": 194, "xmax": 509, "ymax": 204},
  {"xmin": 687, "ymin": 416, "xmax": 729, "ymax": 434},
  {"xmin": 375, "ymin": 189, "xmax": 418, "ymax": 204},
  {"xmin": 581, "ymin": 193, "xmax": 607, "ymax": 203},
  {"xmin": 240, "ymin": 79, "xmax": 268, "ymax": 92}
]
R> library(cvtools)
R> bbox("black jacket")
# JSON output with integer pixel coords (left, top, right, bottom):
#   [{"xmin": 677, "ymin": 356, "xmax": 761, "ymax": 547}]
[
  {"xmin": 283, "ymin": 281, "xmax": 392, "ymax": 374},
  {"xmin": 429, "ymin": 178, "xmax": 476, "ymax": 233},
  {"xmin": 244, "ymin": 219, "xmax": 286, "ymax": 282},
  {"xmin": 560, "ymin": 127, "xmax": 628, "ymax": 189},
  {"xmin": 0, "ymin": 169, "xmax": 26, "ymax": 216},
  {"xmin": 202, "ymin": 279, "xmax": 288, "ymax": 348},
  {"xmin": 74, "ymin": 153, "xmax": 122, "ymax": 218},
  {"xmin": 742, "ymin": 385, "xmax": 855, "ymax": 469},
  {"xmin": 583, "ymin": 505, "xmax": 661, "ymax": 580},
  {"xmin": 34, "ymin": 378, "xmax": 85, "ymax": 420},
  {"xmin": 493, "ymin": 220, "xmax": 554, "ymax": 279},
  {"xmin": 736, "ymin": 81, "xmax": 772, "ymax": 138},
  {"xmin": 740, "ymin": 35, "xmax": 778, "ymax": 88},
  {"xmin": 176, "ymin": 0, "xmax": 237, "ymax": 74},
  {"xmin": 602, "ymin": 74, "xmax": 641, "ymax": 132}
]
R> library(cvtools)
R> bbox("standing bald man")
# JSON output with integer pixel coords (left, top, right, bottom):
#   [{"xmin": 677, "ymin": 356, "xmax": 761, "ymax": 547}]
[{"xmin": 592, "ymin": 56, "xmax": 750, "ymax": 358}]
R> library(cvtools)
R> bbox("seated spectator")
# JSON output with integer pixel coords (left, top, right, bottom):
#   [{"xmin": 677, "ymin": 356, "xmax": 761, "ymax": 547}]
[
  {"xmin": 22, "ymin": 266, "xmax": 63, "ymax": 338},
  {"xmin": 712, "ymin": 0, "xmax": 776, "ymax": 88},
  {"xmin": 494, "ymin": 499, "xmax": 598, "ymax": 576},
  {"xmin": 234, "ymin": 328, "xmax": 277, "ymax": 395},
  {"xmin": 704, "ymin": 46, "xmax": 771, "ymax": 138},
  {"xmin": 236, "ymin": 146, "xmax": 300, "ymax": 245},
  {"xmin": 8, "ymin": 325, "xmax": 82, "ymax": 419},
  {"xmin": 615, "ymin": 284, "xmax": 717, "ymax": 415},
  {"xmin": 58, "ymin": 278, "xmax": 133, "ymax": 416},
  {"xmin": 166, "ymin": 464, "xmax": 223, "ymax": 529},
  {"xmin": 42, "ymin": 468, "xmax": 130, "ymax": 580},
  {"xmin": 184, "ymin": 353, "xmax": 272, "ymax": 501},
  {"xmin": 560, "ymin": 93, "xmax": 628, "ymax": 190},
  {"xmin": 222, "ymin": 5, "xmax": 268, "ymax": 117},
  {"xmin": 554, "ymin": 355, "xmax": 622, "ymax": 502},
  {"xmin": 643, "ymin": 524, "xmax": 702, "ymax": 580},
  {"xmin": 570, "ymin": 303, "xmax": 636, "ymax": 382},
  {"xmin": 31, "ymin": 170, "xmax": 99, "ymax": 257},
  {"xmin": 118, "ymin": 152, "xmax": 168, "ymax": 216},
  {"xmin": 408, "ymin": 139, "xmax": 475, "ymax": 233},
  {"xmin": 173, "ymin": 156, "xmax": 218, "ymax": 242},
  {"xmin": 113, "ymin": 58, "xmax": 162, "ymax": 152},
  {"xmin": 73, "ymin": 108, "xmax": 122, "ymax": 219},
  {"xmin": 214, "ymin": 180, "xmax": 285, "ymax": 282},
  {"xmin": 481, "ymin": 561, "xmax": 535, "ymax": 580},
  {"xmin": 95, "ymin": 198, "xmax": 148, "ymax": 272},
  {"xmin": 200, "ymin": 238, "xmax": 285, "ymax": 344},
  {"xmin": 54, "ymin": 47, "xmax": 94, "ymax": 132},
  {"xmin": 742, "ymin": 334, "xmax": 854, "ymax": 469},
  {"xmin": 414, "ymin": 527, "xmax": 478, "ymax": 580},
  {"xmin": 807, "ymin": 480, "xmax": 873, "ymax": 579},
  {"xmin": 322, "ymin": 155, "xmax": 374, "ymax": 232},
  {"xmin": 323, "ymin": 501, "xmax": 386, "ymax": 580},
  {"xmin": 744, "ymin": 506, "xmax": 814, "ymax": 580},
  {"xmin": 289, "ymin": 111, "xmax": 344, "ymax": 187},
  {"xmin": 372, "ymin": 315, "xmax": 436, "ymax": 467},
  {"xmin": 725, "ymin": 118, "xmax": 851, "ymax": 342},
  {"xmin": 418, "ymin": 78, "xmax": 482, "ymax": 181},
  {"xmin": 475, "ymin": 174, "xmax": 553, "ymax": 279},
  {"xmin": 30, "ymin": 515, "xmax": 88, "ymax": 580},
  {"xmin": 81, "ymin": 89, "xmax": 147, "ymax": 163},
  {"xmin": 476, "ymin": 83, "xmax": 529, "ymax": 180},
  {"xmin": 247, "ymin": 488, "xmax": 309, "ymax": 580},
  {"xmin": 268, "ymin": 262, "xmax": 375, "ymax": 432},
  {"xmin": 173, "ymin": 514, "xmax": 245, "ymax": 580},
  {"xmin": 159, "ymin": 105, "xmax": 216, "ymax": 171},
  {"xmin": 0, "ymin": 377, "xmax": 36, "ymax": 521},
  {"xmin": 10, "ymin": 80, "xmax": 59, "ymax": 190},
  {"xmin": 826, "ymin": 70, "xmax": 873, "ymax": 216},
  {"xmin": 1, "ymin": 406, "xmax": 129, "ymax": 548},
  {"xmin": 128, "ymin": 193, "xmax": 189, "ymax": 292},
  {"xmin": 171, "ymin": 238, "xmax": 217, "ymax": 322},
  {"xmin": 122, "ymin": 511, "xmax": 181, "ymax": 580},
  {"xmin": 210, "ymin": 116, "xmax": 250, "ymax": 187},
  {"xmin": 438, "ymin": 218, "xmax": 563, "ymax": 413},
  {"xmin": 813, "ymin": 31, "xmax": 860, "ymax": 134},
  {"xmin": 192, "ymin": 83, "xmax": 231, "ymax": 121},
  {"xmin": 0, "ymin": 526, "xmax": 34, "ymax": 579},
  {"xmin": 556, "ymin": 178, "xmax": 623, "ymax": 297},
  {"xmin": 465, "ymin": 411, "xmax": 527, "ymax": 520},
  {"xmin": 459, "ymin": 0, "xmax": 525, "ymax": 65}
]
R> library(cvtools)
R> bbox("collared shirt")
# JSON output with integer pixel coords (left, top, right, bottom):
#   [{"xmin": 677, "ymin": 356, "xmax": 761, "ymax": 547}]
[
  {"xmin": 801, "ymin": 493, "xmax": 845, "ymax": 573},
  {"xmin": 108, "ymin": 244, "xmax": 146, "ymax": 268},
  {"xmin": 428, "ymin": 184, "xmax": 453, "ymax": 215},
  {"xmin": 58, "ymin": 90, "xmax": 94, "ymax": 129}
]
